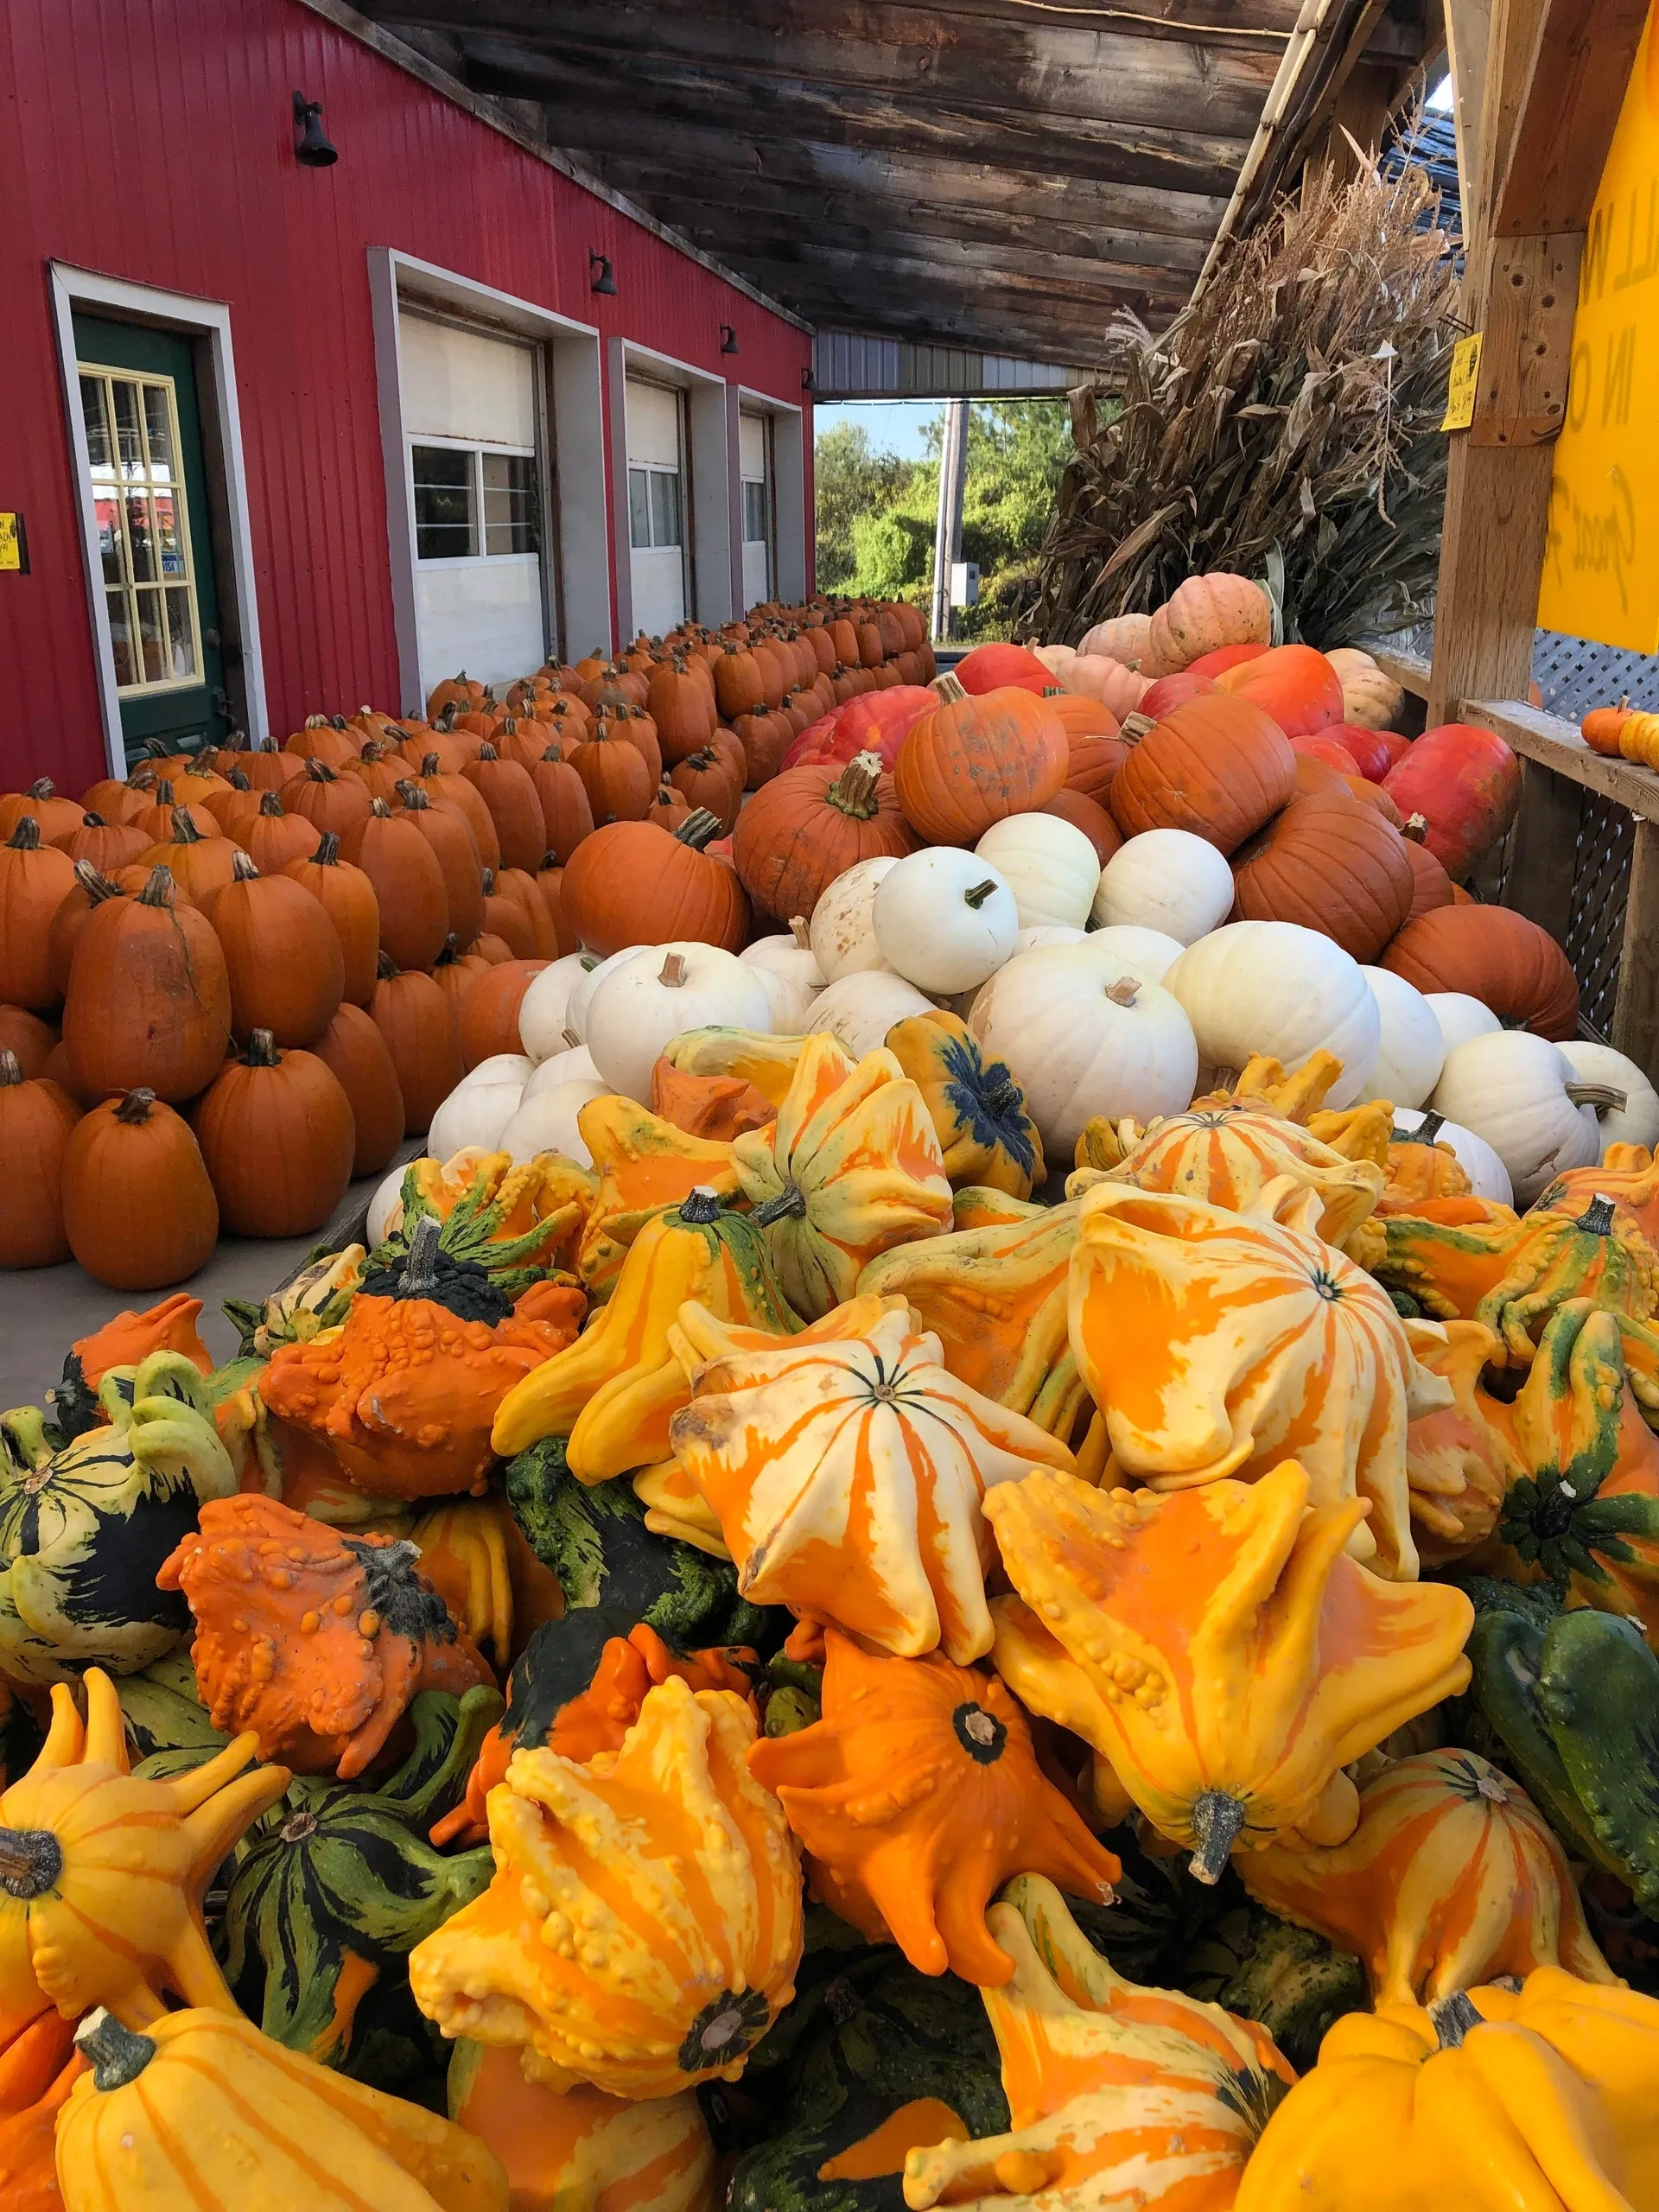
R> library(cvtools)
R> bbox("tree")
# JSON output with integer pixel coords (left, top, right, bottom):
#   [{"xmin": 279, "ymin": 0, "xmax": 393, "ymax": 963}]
[{"xmin": 813, "ymin": 422, "xmax": 918, "ymax": 594}]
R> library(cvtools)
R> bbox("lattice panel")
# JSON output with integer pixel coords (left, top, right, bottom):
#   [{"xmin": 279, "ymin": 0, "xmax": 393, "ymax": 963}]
[
  {"xmin": 1562, "ymin": 790, "xmax": 1636, "ymax": 1039},
  {"xmin": 1533, "ymin": 630, "xmax": 1659, "ymax": 719}
]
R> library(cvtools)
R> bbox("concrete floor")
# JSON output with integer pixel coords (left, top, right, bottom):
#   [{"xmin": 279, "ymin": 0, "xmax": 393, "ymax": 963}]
[{"xmin": 0, "ymin": 1142, "xmax": 423, "ymax": 1412}]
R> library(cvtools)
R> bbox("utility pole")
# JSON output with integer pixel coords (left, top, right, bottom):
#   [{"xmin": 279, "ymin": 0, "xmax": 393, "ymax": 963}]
[{"xmin": 930, "ymin": 397, "xmax": 969, "ymax": 645}]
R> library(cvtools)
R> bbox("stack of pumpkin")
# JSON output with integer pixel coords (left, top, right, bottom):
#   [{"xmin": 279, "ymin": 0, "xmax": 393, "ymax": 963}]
[
  {"xmin": 7, "ymin": 927, "xmax": 1659, "ymax": 2209},
  {"xmin": 0, "ymin": 594, "xmax": 931, "ymax": 1291}
]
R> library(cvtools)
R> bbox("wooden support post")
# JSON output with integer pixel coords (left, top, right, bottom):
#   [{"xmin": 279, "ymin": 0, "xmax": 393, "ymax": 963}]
[
  {"xmin": 1443, "ymin": 0, "xmax": 1492, "ymax": 257},
  {"xmin": 1503, "ymin": 754, "xmax": 1581, "ymax": 938},
  {"xmin": 1613, "ymin": 818, "xmax": 1659, "ymax": 1070},
  {"xmin": 931, "ymin": 397, "xmax": 968, "ymax": 646}
]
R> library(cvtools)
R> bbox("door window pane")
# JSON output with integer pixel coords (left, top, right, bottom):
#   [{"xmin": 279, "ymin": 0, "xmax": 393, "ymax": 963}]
[
  {"xmin": 628, "ymin": 467, "xmax": 652, "ymax": 550},
  {"xmin": 742, "ymin": 479, "xmax": 768, "ymax": 545},
  {"xmin": 412, "ymin": 444, "xmax": 475, "ymax": 558},
  {"xmin": 78, "ymin": 364, "xmax": 204, "ymax": 697},
  {"xmin": 649, "ymin": 468, "xmax": 682, "ymax": 550},
  {"xmin": 482, "ymin": 451, "xmax": 539, "ymax": 555}
]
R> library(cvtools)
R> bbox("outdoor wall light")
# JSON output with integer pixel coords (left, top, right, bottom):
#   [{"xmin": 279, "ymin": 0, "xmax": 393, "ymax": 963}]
[
  {"xmin": 589, "ymin": 251, "xmax": 618, "ymax": 296},
  {"xmin": 720, "ymin": 325, "xmax": 741, "ymax": 354},
  {"xmin": 802, "ymin": 365, "xmax": 815, "ymax": 391},
  {"xmin": 293, "ymin": 92, "xmax": 339, "ymax": 167}
]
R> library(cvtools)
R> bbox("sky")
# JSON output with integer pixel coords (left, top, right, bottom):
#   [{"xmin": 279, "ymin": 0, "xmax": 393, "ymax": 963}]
[{"xmin": 813, "ymin": 399, "xmax": 940, "ymax": 460}]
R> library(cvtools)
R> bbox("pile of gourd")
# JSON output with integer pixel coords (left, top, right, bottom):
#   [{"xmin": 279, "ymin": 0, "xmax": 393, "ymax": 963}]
[
  {"xmin": 0, "ymin": 593, "xmax": 930, "ymax": 1289},
  {"xmin": 8, "ymin": 932, "xmax": 1659, "ymax": 2208}
]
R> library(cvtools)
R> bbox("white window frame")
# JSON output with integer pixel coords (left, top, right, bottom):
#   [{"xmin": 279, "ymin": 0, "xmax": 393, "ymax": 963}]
[
  {"xmin": 371, "ymin": 249, "xmax": 609, "ymax": 706},
  {"xmin": 79, "ymin": 360, "xmax": 207, "ymax": 697},
  {"xmin": 408, "ymin": 433, "xmax": 543, "ymax": 567},
  {"xmin": 49, "ymin": 263, "xmax": 270, "ymax": 773}
]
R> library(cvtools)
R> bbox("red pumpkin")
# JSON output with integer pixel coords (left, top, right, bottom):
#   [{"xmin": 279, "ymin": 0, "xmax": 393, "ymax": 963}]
[
  {"xmin": 1381, "ymin": 723, "xmax": 1522, "ymax": 879},
  {"xmin": 1109, "ymin": 693, "xmax": 1296, "ymax": 854},
  {"xmin": 1290, "ymin": 734, "xmax": 1363, "ymax": 775},
  {"xmin": 1230, "ymin": 790, "xmax": 1415, "ymax": 963},
  {"xmin": 733, "ymin": 750, "xmax": 921, "ymax": 922},
  {"xmin": 781, "ymin": 686, "xmax": 936, "ymax": 772},
  {"xmin": 1137, "ymin": 671, "xmax": 1221, "ymax": 720},
  {"xmin": 309, "ymin": 1002, "xmax": 405, "ymax": 1176},
  {"xmin": 955, "ymin": 642, "xmax": 1053, "ymax": 696},
  {"xmin": 1324, "ymin": 722, "xmax": 1400, "ymax": 784},
  {"xmin": 1215, "ymin": 643, "xmax": 1345, "ymax": 737},
  {"xmin": 893, "ymin": 678, "xmax": 1068, "ymax": 845},
  {"xmin": 1381, "ymin": 904, "xmax": 1579, "ymax": 1038},
  {"xmin": 562, "ymin": 814, "xmax": 748, "ymax": 955},
  {"xmin": 193, "ymin": 1030, "xmax": 357, "ymax": 1236},
  {"xmin": 1185, "ymin": 641, "xmax": 1269, "ymax": 679}
]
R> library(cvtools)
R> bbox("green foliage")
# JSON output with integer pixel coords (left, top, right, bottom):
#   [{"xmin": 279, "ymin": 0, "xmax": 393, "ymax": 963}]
[{"xmin": 815, "ymin": 402, "xmax": 1072, "ymax": 638}]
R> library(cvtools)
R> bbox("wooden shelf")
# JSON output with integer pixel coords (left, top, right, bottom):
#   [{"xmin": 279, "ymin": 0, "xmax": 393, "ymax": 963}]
[{"xmin": 1463, "ymin": 696, "xmax": 1659, "ymax": 817}]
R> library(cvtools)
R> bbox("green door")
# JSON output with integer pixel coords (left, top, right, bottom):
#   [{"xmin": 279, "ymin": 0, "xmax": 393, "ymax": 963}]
[{"xmin": 73, "ymin": 314, "xmax": 231, "ymax": 764}]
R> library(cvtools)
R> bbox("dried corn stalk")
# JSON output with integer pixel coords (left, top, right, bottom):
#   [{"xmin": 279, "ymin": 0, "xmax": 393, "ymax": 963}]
[{"xmin": 1033, "ymin": 154, "xmax": 1460, "ymax": 649}]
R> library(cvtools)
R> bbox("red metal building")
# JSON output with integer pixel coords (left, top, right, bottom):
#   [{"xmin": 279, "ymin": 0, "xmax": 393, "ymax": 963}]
[{"xmin": 0, "ymin": 0, "xmax": 814, "ymax": 792}]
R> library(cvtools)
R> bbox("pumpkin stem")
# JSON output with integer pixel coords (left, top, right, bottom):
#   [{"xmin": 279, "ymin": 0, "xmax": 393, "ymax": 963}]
[
  {"xmin": 306, "ymin": 760, "xmax": 337, "ymax": 783},
  {"xmin": 6, "ymin": 817, "xmax": 41, "ymax": 851},
  {"xmin": 826, "ymin": 753, "xmax": 883, "ymax": 818},
  {"xmin": 659, "ymin": 951, "xmax": 689, "ymax": 988},
  {"xmin": 930, "ymin": 672, "xmax": 968, "ymax": 704},
  {"xmin": 1577, "ymin": 1194, "xmax": 1618, "ymax": 1236},
  {"xmin": 72, "ymin": 859, "xmax": 120, "ymax": 904},
  {"xmin": 1211, "ymin": 1065, "xmax": 1240, "ymax": 1093},
  {"xmin": 398, "ymin": 1212, "xmax": 443, "ymax": 1298},
  {"xmin": 789, "ymin": 915, "xmax": 810, "ymax": 949},
  {"xmin": 79, "ymin": 811, "xmax": 106, "ymax": 827},
  {"xmin": 421, "ymin": 752, "xmax": 442, "ymax": 776},
  {"xmin": 1565, "ymin": 1083, "xmax": 1629, "ymax": 1113},
  {"xmin": 480, "ymin": 744, "xmax": 499, "ymax": 761},
  {"xmin": 675, "ymin": 809, "xmax": 723, "ymax": 850},
  {"xmin": 378, "ymin": 950, "xmax": 399, "ymax": 979},
  {"xmin": 74, "ymin": 2008, "xmax": 156, "ymax": 2092},
  {"xmin": 257, "ymin": 791, "xmax": 283, "ymax": 817},
  {"xmin": 0, "ymin": 1052, "xmax": 20, "ymax": 1089},
  {"xmin": 137, "ymin": 866, "xmax": 176, "ymax": 908},
  {"xmin": 244, "ymin": 1029, "xmax": 282, "ymax": 1068},
  {"xmin": 562, "ymin": 1025, "xmax": 582, "ymax": 1048},
  {"xmin": 232, "ymin": 850, "xmax": 259, "ymax": 882},
  {"xmin": 369, "ymin": 798, "xmax": 392, "ymax": 818},
  {"xmin": 116, "ymin": 1088, "xmax": 158, "ymax": 1124},
  {"xmin": 679, "ymin": 1185, "xmax": 724, "ymax": 1224},
  {"xmin": 1105, "ymin": 976, "xmax": 1141, "ymax": 1007},
  {"xmin": 398, "ymin": 782, "xmax": 431, "ymax": 810},
  {"xmin": 1428, "ymin": 1990, "xmax": 1484, "ymax": 2050},
  {"xmin": 963, "ymin": 878, "xmax": 1000, "ymax": 911},
  {"xmin": 1402, "ymin": 812, "xmax": 1429, "ymax": 844},
  {"xmin": 315, "ymin": 832, "xmax": 341, "ymax": 865},
  {"xmin": 0, "ymin": 1823, "xmax": 64, "ymax": 1897},
  {"xmin": 753, "ymin": 1180, "xmax": 808, "ymax": 1227},
  {"xmin": 1186, "ymin": 1789, "xmax": 1247, "ymax": 1884},
  {"xmin": 169, "ymin": 806, "xmax": 204, "ymax": 844},
  {"xmin": 1118, "ymin": 710, "xmax": 1156, "ymax": 743},
  {"xmin": 24, "ymin": 778, "xmax": 55, "ymax": 800}
]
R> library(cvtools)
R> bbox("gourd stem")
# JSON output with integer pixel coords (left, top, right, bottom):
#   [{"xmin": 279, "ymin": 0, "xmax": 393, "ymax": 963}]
[
  {"xmin": 562, "ymin": 1026, "xmax": 582, "ymax": 1048},
  {"xmin": 964, "ymin": 879, "xmax": 1000, "ymax": 910},
  {"xmin": 1211, "ymin": 1065, "xmax": 1240, "ymax": 1094},
  {"xmin": 74, "ymin": 2008, "xmax": 157, "ymax": 2092},
  {"xmin": 1577, "ymin": 1194, "xmax": 1618, "ymax": 1236},
  {"xmin": 1565, "ymin": 1083, "xmax": 1628, "ymax": 1112},
  {"xmin": 116, "ymin": 1089, "xmax": 157, "ymax": 1125},
  {"xmin": 1428, "ymin": 1990, "xmax": 1484, "ymax": 2050},
  {"xmin": 0, "ymin": 1823, "xmax": 64, "ymax": 1897},
  {"xmin": 315, "ymin": 831, "xmax": 341, "ymax": 865},
  {"xmin": 1187, "ymin": 1789, "xmax": 1247, "ymax": 1885},
  {"xmin": 1417, "ymin": 1111, "xmax": 1445, "ymax": 1143},
  {"xmin": 397, "ymin": 1212, "xmax": 443, "ymax": 1299},
  {"xmin": 679, "ymin": 1185, "xmax": 724, "ymax": 1224},
  {"xmin": 1402, "ymin": 812, "xmax": 1429, "ymax": 843},
  {"xmin": 753, "ymin": 1181, "xmax": 809, "ymax": 1227}
]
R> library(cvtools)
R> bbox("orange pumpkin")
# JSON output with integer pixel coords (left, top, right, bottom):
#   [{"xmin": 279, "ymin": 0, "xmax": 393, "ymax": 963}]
[
  {"xmin": 0, "ymin": 818, "xmax": 77, "ymax": 1010},
  {"xmin": 369, "ymin": 957, "xmax": 464, "ymax": 1136},
  {"xmin": 192, "ymin": 1030, "xmax": 357, "ymax": 1238},
  {"xmin": 281, "ymin": 833, "xmax": 382, "ymax": 1008},
  {"xmin": 893, "ymin": 678, "xmax": 1068, "ymax": 845},
  {"xmin": 308, "ymin": 1001, "xmax": 406, "ymax": 1178},
  {"xmin": 0, "ymin": 1051, "xmax": 79, "ymax": 1267},
  {"xmin": 1381, "ymin": 904, "xmax": 1580, "ymax": 1039},
  {"xmin": 1214, "ymin": 641, "xmax": 1345, "ymax": 735},
  {"xmin": 62, "ymin": 866, "xmax": 232, "ymax": 1103},
  {"xmin": 212, "ymin": 851, "xmax": 344, "ymax": 1046},
  {"xmin": 562, "ymin": 815, "xmax": 748, "ymax": 956},
  {"xmin": 748, "ymin": 1630, "xmax": 1120, "ymax": 1986},
  {"xmin": 1109, "ymin": 693, "xmax": 1297, "ymax": 853},
  {"xmin": 340, "ymin": 799, "xmax": 450, "ymax": 969},
  {"xmin": 1230, "ymin": 789, "xmax": 1415, "ymax": 963},
  {"xmin": 393, "ymin": 783, "xmax": 485, "ymax": 951},
  {"xmin": 732, "ymin": 749, "xmax": 919, "ymax": 922}
]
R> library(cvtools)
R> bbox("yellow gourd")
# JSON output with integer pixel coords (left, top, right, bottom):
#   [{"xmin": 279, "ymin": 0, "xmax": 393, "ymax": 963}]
[
  {"xmin": 984, "ymin": 1460, "xmax": 1474, "ymax": 1878},
  {"xmin": 55, "ymin": 2005, "xmax": 506, "ymax": 2212},
  {"xmin": 572, "ymin": 1096, "xmax": 741, "ymax": 1300},
  {"xmin": 658, "ymin": 1024, "xmax": 812, "ymax": 1105}
]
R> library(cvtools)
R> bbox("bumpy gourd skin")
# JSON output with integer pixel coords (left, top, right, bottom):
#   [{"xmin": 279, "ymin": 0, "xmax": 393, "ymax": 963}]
[
  {"xmin": 1235, "ymin": 1969, "xmax": 1659, "ymax": 2212},
  {"xmin": 158, "ymin": 1494, "xmax": 494, "ymax": 1779},
  {"xmin": 985, "ymin": 1460, "xmax": 1473, "ymax": 1878}
]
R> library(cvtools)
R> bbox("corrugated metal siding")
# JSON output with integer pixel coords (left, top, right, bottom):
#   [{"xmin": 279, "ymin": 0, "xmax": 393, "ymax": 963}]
[
  {"xmin": 813, "ymin": 331, "xmax": 1077, "ymax": 400},
  {"xmin": 0, "ymin": 0, "xmax": 812, "ymax": 791}
]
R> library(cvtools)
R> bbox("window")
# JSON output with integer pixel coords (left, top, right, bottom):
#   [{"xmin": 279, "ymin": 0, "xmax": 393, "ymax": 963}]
[
  {"xmin": 628, "ymin": 463, "xmax": 683, "ymax": 551},
  {"xmin": 742, "ymin": 478, "xmax": 769, "ymax": 546},
  {"xmin": 412, "ymin": 442, "xmax": 540, "ymax": 561},
  {"xmin": 79, "ymin": 365, "xmax": 201, "ymax": 693}
]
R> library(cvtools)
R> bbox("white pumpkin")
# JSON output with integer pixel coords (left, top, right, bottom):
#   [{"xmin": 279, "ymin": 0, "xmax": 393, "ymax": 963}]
[
  {"xmin": 872, "ymin": 849, "xmax": 1019, "ymax": 993},
  {"xmin": 1391, "ymin": 1106, "xmax": 1514, "ymax": 1207},
  {"xmin": 1074, "ymin": 925, "xmax": 1185, "ymax": 985},
  {"xmin": 457, "ymin": 1052, "xmax": 534, "ymax": 1091},
  {"xmin": 498, "ymin": 1077, "xmax": 608, "ymax": 1166},
  {"xmin": 522, "ymin": 1043, "xmax": 600, "ymax": 1101},
  {"xmin": 426, "ymin": 1078, "xmax": 524, "ymax": 1165},
  {"xmin": 741, "ymin": 921, "xmax": 823, "ymax": 1033},
  {"xmin": 1429, "ymin": 1031, "xmax": 1599, "ymax": 1206},
  {"xmin": 972, "ymin": 946, "xmax": 1198, "ymax": 1157},
  {"xmin": 1091, "ymin": 828, "xmax": 1235, "ymax": 944},
  {"xmin": 1163, "ymin": 920, "xmax": 1380, "ymax": 1109},
  {"xmin": 809, "ymin": 855, "xmax": 901, "ymax": 982},
  {"xmin": 1014, "ymin": 925, "xmax": 1087, "ymax": 955},
  {"xmin": 1425, "ymin": 991, "xmax": 1501, "ymax": 1058},
  {"xmin": 564, "ymin": 947, "xmax": 636, "ymax": 1043},
  {"xmin": 805, "ymin": 969, "xmax": 936, "ymax": 1059},
  {"xmin": 973, "ymin": 814, "xmax": 1100, "ymax": 931},
  {"xmin": 1356, "ymin": 969, "xmax": 1444, "ymax": 1110},
  {"xmin": 519, "ymin": 952, "xmax": 601, "ymax": 1061},
  {"xmin": 583, "ymin": 943, "xmax": 772, "ymax": 1103},
  {"xmin": 366, "ymin": 1164, "xmax": 409, "ymax": 1249},
  {"xmin": 1558, "ymin": 1039, "xmax": 1659, "ymax": 1156}
]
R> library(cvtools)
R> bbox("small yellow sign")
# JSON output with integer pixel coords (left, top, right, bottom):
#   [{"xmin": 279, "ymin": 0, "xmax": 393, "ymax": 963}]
[
  {"xmin": 1441, "ymin": 334, "xmax": 1484, "ymax": 431},
  {"xmin": 0, "ymin": 516, "xmax": 21, "ymax": 574}
]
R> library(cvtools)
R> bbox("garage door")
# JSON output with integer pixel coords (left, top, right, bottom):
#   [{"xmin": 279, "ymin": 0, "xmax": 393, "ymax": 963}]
[
  {"xmin": 740, "ymin": 411, "xmax": 772, "ymax": 613},
  {"xmin": 401, "ymin": 311, "xmax": 549, "ymax": 698},
  {"xmin": 626, "ymin": 378, "xmax": 688, "ymax": 637}
]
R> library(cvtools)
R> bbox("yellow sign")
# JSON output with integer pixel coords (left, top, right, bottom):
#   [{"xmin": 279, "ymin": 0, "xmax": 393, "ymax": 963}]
[
  {"xmin": 1441, "ymin": 334, "xmax": 1484, "ymax": 430},
  {"xmin": 0, "ymin": 516, "xmax": 20, "ymax": 574},
  {"xmin": 1538, "ymin": 5, "xmax": 1659, "ymax": 647}
]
